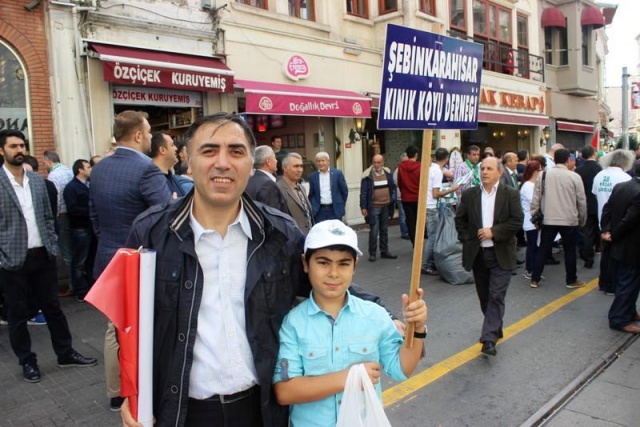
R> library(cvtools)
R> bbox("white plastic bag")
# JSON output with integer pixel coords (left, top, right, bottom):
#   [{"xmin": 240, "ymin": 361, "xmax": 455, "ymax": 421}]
[{"xmin": 336, "ymin": 364, "xmax": 392, "ymax": 427}]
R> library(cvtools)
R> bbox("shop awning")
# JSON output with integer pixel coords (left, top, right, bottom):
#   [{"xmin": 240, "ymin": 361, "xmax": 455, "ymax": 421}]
[
  {"xmin": 478, "ymin": 110, "xmax": 549, "ymax": 127},
  {"xmin": 557, "ymin": 120, "xmax": 594, "ymax": 133},
  {"xmin": 581, "ymin": 6, "xmax": 606, "ymax": 29},
  {"xmin": 236, "ymin": 79, "xmax": 371, "ymax": 118},
  {"xmin": 87, "ymin": 42, "xmax": 234, "ymax": 93},
  {"xmin": 541, "ymin": 7, "xmax": 567, "ymax": 28}
]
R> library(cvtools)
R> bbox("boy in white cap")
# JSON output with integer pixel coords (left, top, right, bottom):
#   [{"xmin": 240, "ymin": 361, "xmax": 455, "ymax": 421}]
[{"xmin": 272, "ymin": 220, "xmax": 427, "ymax": 426}]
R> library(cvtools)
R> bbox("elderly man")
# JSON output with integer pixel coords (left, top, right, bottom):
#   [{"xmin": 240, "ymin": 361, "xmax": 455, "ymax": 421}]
[
  {"xmin": 530, "ymin": 149, "xmax": 587, "ymax": 289},
  {"xmin": 499, "ymin": 152, "xmax": 519, "ymax": 189},
  {"xmin": 360, "ymin": 154, "xmax": 397, "ymax": 262},
  {"xmin": 455, "ymin": 157, "xmax": 523, "ymax": 356},
  {"xmin": 245, "ymin": 145, "xmax": 288, "ymax": 213},
  {"xmin": 277, "ymin": 152, "xmax": 313, "ymax": 234},
  {"xmin": 544, "ymin": 143, "xmax": 565, "ymax": 171},
  {"xmin": 308, "ymin": 151, "xmax": 348, "ymax": 222},
  {"xmin": 120, "ymin": 113, "xmax": 417, "ymax": 427}
]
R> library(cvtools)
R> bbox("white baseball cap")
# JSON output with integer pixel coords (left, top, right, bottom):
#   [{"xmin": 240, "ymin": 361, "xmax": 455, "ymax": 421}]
[{"xmin": 304, "ymin": 220, "xmax": 362, "ymax": 257}]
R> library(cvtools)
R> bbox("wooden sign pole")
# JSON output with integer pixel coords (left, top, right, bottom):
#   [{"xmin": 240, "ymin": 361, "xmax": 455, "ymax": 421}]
[{"xmin": 405, "ymin": 129, "xmax": 433, "ymax": 349}]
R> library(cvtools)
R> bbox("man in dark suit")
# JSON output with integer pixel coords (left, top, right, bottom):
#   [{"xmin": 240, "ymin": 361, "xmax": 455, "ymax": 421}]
[
  {"xmin": 245, "ymin": 145, "xmax": 288, "ymax": 213},
  {"xmin": 601, "ymin": 163, "xmax": 640, "ymax": 334},
  {"xmin": 150, "ymin": 132, "xmax": 185, "ymax": 197},
  {"xmin": 0, "ymin": 130, "xmax": 97, "ymax": 384},
  {"xmin": 90, "ymin": 110, "xmax": 172, "ymax": 410},
  {"xmin": 277, "ymin": 152, "xmax": 314, "ymax": 234},
  {"xmin": 499, "ymin": 152, "xmax": 519, "ymax": 189},
  {"xmin": 576, "ymin": 145, "xmax": 602, "ymax": 268},
  {"xmin": 455, "ymin": 157, "xmax": 523, "ymax": 356},
  {"xmin": 308, "ymin": 151, "xmax": 348, "ymax": 222}
]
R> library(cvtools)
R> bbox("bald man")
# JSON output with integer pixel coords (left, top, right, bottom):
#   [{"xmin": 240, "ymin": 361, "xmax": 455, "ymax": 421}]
[{"xmin": 360, "ymin": 155, "xmax": 397, "ymax": 262}]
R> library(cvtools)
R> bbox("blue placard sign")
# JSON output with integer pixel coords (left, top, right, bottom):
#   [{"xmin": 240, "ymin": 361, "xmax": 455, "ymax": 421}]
[{"xmin": 378, "ymin": 24, "xmax": 484, "ymax": 130}]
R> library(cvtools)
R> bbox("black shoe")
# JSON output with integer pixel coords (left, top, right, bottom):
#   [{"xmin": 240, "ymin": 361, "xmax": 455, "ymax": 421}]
[
  {"xmin": 401, "ymin": 235, "xmax": 410, "ymax": 240},
  {"xmin": 58, "ymin": 351, "xmax": 98, "ymax": 368},
  {"xmin": 545, "ymin": 257, "xmax": 560, "ymax": 265},
  {"xmin": 481, "ymin": 341, "xmax": 497, "ymax": 356},
  {"xmin": 110, "ymin": 396, "xmax": 125, "ymax": 412},
  {"xmin": 368, "ymin": 255, "xmax": 376, "ymax": 262},
  {"xmin": 23, "ymin": 362, "xmax": 41, "ymax": 383},
  {"xmin": 380, "ymin": 252, "xmax": 398, "ymax": 259},
  {"xmin": 497, "ymin": 329, "xmax": 504, "ymax": 340},
  {"xmin": 516, "ymin": 259, "xmax": 525, "ymax": 265}
]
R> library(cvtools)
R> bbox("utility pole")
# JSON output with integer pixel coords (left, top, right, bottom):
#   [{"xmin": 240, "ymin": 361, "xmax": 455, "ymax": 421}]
[{"xmin": 622, "ymin": 66, "xmax": 630, "ymax": 150}]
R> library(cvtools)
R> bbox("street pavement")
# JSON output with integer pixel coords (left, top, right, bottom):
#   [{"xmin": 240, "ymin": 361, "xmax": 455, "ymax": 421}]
[{"xmin": 1, "ymin": 224, "xmax": 639, "ymax": 426}]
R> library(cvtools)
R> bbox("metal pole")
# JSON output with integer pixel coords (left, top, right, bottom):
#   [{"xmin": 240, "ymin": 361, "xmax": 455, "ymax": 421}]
[{"xmin": 622, "ymin": 67, "xmax": 630, "ymax": 150}]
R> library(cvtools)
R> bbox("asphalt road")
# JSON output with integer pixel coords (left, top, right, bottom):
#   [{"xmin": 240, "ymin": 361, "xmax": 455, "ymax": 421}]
[{"xmin": 0, "ymin": 224, "xmax": 629, "ymax": 426}]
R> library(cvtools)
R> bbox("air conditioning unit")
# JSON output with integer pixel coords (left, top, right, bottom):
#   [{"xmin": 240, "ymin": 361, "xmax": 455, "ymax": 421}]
[{"xmin": 201, "ymin": 0, "xmax": 215, "ymax": 9}]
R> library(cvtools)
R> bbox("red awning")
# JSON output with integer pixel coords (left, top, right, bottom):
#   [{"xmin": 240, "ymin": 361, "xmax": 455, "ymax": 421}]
[
  {"xmin": 88, "ymin": 43, "xmax": 234, "ymax": 93},
  {"xmin": 581, "ymin": 6, "xmax": 605, "ymax": 29},
  {"xmin": 236, "ymin": 79, "xmax": 371, "ymax": 118},
  {"xmin": 478, "ymin": 110, "xmax": 549, "ymax": 126},
  {"xmin": 541, "ymin": 7, "xmax": 567, "ymax": 28},
  {"xmin": 557, "ymin": 120, "xmax": 594, "ymax": 133}
]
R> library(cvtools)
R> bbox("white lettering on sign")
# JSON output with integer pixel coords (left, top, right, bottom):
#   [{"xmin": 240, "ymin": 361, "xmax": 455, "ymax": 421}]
[
  {"xmin": 383, "ymin": 86, "xmax": 477, "ymax": 123},
  {"xmin": 111, "ymin": 86, "xmax": 202, "ymax": 107},
  {"xmin": 386, "ymin": 42, "xmax": 479, "ymax": 84},
  {"xmin": 113, "ymin": 63, "xmax": 161, "ymax": 86},
  {"xmin": 289, "ymin": 101, "xmax": 340, "ymax": 113},
  {"xmin": 171, "ymin": 73, "xmax": 226, "ymax": 92}
]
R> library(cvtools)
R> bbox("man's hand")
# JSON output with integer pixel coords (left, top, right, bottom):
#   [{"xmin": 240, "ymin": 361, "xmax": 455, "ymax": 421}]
[
  {"xmin": 362, "ymin": 362, "xmax": 382, "ymax": 384},
  {"xmin": 402, "ymin": 288, "xmax": 427, "ymax": 326},
  {"xmin": 452, "ymin": 184, "xmax": 460, "ymax": 192},
  {"xmin": 601, "ymin": 231, "xmax": 612, "ymax": 242},
  {"xmin": 361, "ymin": 209, "xmax": 368, "ymax": 217},
  {"xmin": 477, "ymin": 227, "xmax": 493, "ymax": 241},
  {"xmin": 121, "ymin": 398, "xmax": 144, "ymax": 427}
]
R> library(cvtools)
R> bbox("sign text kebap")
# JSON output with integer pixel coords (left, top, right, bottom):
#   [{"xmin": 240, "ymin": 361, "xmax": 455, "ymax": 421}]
[{"xmin": 378, "ymin": 24, "xmax": 484, "ymax": 130}]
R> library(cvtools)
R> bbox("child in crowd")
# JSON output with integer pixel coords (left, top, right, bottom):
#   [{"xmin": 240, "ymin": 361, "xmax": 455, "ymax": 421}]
[{"xmin": 273, "ymin": 220, "xmax": 427, "ymax": 426}]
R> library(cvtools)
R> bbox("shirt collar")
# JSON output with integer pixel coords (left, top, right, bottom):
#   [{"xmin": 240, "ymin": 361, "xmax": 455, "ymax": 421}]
[
  {"xmin": 257, "ymin": 169, "xmax": 276, "ymax": 182},
  {"xmin": 319, "ymin": 168, "xmax": 331, "ymax": 175},
  {"xmin": 2, "ymin": 164, "xmax": 26, "ymax": 184},
  {"xmin": 481, "ymin": 181, "xmax": 500, "ymax": 196},
  {"xmin": 189, "ymin": 199, "xmax": 252, "ymax": 243},
  {"xmin": 306, "ymin": 289, "xmax": 352, "ymax": 317}
]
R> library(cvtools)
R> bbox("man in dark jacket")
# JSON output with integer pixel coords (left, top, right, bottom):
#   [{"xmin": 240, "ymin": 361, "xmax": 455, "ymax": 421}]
[
  {"xmin": 121, "ymin": 113, "xmax": 416, "ymax": 427},
  {"xmin": 601, "ymin": 162, "xmax": 640, "ymax": 334},
  {"xmin": 62, "ymin": 159, "xmax": 94, "ymax": 300},
  {"xmin": 576, "ymin": 145, "xmax": 602, "ymax": 268},
  {"xmin": 360, "ymin": 154, "xmax": 397, "ymax": 262}
]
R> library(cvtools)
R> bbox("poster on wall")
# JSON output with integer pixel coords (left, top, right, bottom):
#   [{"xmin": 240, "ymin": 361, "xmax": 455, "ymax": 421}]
[{"xmin": 377, "ymin": 24, "xmax": 483, "ymax": 130}]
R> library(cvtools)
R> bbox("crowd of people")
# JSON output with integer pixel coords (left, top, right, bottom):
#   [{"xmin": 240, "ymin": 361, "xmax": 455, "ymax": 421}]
[{"xmin": 1, "ymin": 113, "xmax": 639, "ymax": 425}]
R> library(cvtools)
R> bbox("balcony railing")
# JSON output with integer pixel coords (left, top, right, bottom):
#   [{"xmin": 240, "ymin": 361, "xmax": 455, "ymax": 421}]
[{"xmin": 448, "ymin": 31, "xmax": 545, "ymax": 83}]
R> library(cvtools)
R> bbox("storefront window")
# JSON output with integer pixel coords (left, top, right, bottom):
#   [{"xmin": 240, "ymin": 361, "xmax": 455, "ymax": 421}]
[
  {"xmin": 346, "ymin": 0, "xmax": 368, "ymax": 18},
  {"xmin": 289, "ymin": 0, "xmax": 314, "ymax": 20},
  {"xmin": 0, "ymin": 40, "xmax": 29, "ymax": 147}
]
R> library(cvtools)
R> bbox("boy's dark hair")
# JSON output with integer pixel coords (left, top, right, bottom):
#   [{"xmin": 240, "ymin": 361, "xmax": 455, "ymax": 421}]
[
  {"xmin": 554, "ymin": 148, "xmax": 570, "ymax": 164},
  {"xmin": 150, "ymin": 132, "xmax": 167, "ymax": 158},
  {"xmin": 304, "ymin": 244, "xmax": 358, "ymax": 264},
  {"xmin": 90, "ymin": 155, "xmax": 101, "ymax": 167},
  {"xmin": 466, "ymin": 144, "xmax": 480, "ymax": 155},
  {"xmin": 23, "ymin": 155, "xmax": 39, "ymax": 171},
  {"xmin": 405, "ymin": 145, "xmax": 419, "ymax": 159},
  {"xmin": 72, "ymin": 159, "xmax": 89, "ymax": 176},
  {"xmin": 517, "ymin": 149, "xmax": 529, "ymax": 162},
  {"xmin": 580, "ymin": 145, "xmax": 595, "ymax": 159},
  {"xmin": 271, "ymin": 135, "xmax": 282, "ymax": 143}
]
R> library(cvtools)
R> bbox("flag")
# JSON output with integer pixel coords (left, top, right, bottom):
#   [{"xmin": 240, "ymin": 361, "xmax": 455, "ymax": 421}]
[
  {"xmin": 85, "ymin": 249, "xmax": 156, "ymax": 426},
  {"xmin": 591, "ymin": 130, "xmax": 599, "ymax": 149}
]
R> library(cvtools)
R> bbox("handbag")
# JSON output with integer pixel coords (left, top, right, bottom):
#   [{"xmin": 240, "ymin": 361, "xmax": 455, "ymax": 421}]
[
  {"xmin": 336, "ymin": 364, "xmax": 392, "ymax": 427},
  {"xmin": 531, "ymin": 172, "xmax": 546, "ymax": 229}
]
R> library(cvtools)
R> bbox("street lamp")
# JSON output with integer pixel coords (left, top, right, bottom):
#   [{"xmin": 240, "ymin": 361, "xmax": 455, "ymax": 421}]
[{"xmin": 540, "ymin": 126, "xmax": 551, "ymax": 147}]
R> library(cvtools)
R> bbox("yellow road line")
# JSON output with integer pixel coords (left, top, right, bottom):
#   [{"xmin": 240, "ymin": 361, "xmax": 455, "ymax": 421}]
[{"xmin": 383, "ymin": 278, "xmax": 598, "ymax": 408}]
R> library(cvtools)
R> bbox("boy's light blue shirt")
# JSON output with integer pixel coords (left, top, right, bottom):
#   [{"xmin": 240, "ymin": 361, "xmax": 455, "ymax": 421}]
[{"xmin": 273, "ymin": 290, "xmax": 407, "ymax": 427}]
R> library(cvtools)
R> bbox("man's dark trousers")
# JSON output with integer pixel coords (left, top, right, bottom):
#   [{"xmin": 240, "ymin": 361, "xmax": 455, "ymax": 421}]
[
  {"xmin": 608, "ymin": 260, "xmax": 640, "ymax": 329},
  {"xmin": 581, "ymin": 214, "xmax": 600, "ymax": 265},
  {"xmin": 599, "ymin": 242, "xmax": 614, "ymax": 293},
  {"xmin": 0, "ymin": 248, "xmax": 73, "ymax": 365},
  {"xmin": 472, "ymin": 248, "xmax": 511, "ymax": 342},
  {"xmin": 70, "ymin": 227, "xmax": 93, "ymax": 297},
  {"xmin": 368, "ymin": 206, "xmax": 390, "ymax": 256},
  {"xmin": 532, "ymin": 225, "xmax": 578, "ymax": 284},
  {"xmin": 402, "ymin": 201, "xmax": 418, "ymax": 246}
]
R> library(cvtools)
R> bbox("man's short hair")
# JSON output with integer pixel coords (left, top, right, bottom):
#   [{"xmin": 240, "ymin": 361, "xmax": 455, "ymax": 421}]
[
  {"xmin": 501, "ymin": 152, "xmax": 515, "ymax": 165},
  {"xmin": 315, "ymin": 151, "xmax": 330, "ymax": 161},
  {"xmin": 517, "ymin": 149, "xmax": 529, "ymax": 162},
  {"xmin": 554, "ymin": 148, "xmax": 570, "ymax": 164},
  {"xmin": 90, "ymin": 155, "xmax": 101, "ymax": 167},
  {"xmin": 113, "ymin": 110, "xmax": 149, "ymax": 142},
  {"xmin": 184, "ymin": 112, "xmax": 256, "ymax": 155},
  {"xmin": 405, "ymin": 145, "xmax": 419, "ymax": 159},
  {"xmin": 254, "ymin": 145, "xmax": 275, "ymax": 168},
  {"xmin": 0, "ymin": 129, "xmax": 26, "ymax": 148},
  {"xmin": 435, "ymin": 147, "xmax": 449, "ymax": 161},
  {"xmin": 150, "ymin": 132, "xmax": 168, "ymax": 158},
  {"xmin": 283, "ymin": 152, "xmax": 303, "ymax": 166},
  {"xmin": 466, "ymin": 144, "xmax": 480, "ymax": 154},
  {"xmin": 580, "ymin": 145, "xmax": 596, "ymax": 160},
  {"xmin": 271, "ymin": 135, "xmax": 282, "ymax": 143},
  {"xmin": 43, "ymin": 150, "xmax": 61, "ymax": 163},
  {"xmin": 22, "ymin": 155, "xmax": 39, "ymax": 171},
  {"xmin": 72, "ymin": 159, "xmax": 89, "ymax": 176}
]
